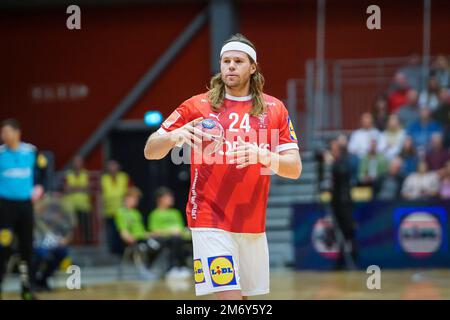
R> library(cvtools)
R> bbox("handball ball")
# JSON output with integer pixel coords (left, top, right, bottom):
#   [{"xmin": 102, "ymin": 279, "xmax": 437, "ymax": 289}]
[{"xmin": 194, "ymin": 119, "xmax": 225, "ymax": 156}]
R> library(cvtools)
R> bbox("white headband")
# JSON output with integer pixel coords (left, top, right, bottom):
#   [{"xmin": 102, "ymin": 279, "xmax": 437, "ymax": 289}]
[{"xmin": 220, "ymin": 41, "xmax": 257, "ymax": 62}]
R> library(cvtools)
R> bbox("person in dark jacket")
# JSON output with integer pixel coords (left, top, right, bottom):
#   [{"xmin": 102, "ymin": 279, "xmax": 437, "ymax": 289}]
[
  {"xmin": 329, "ymin": 139, "xmax": 357, "ymax": 270},
  {"xmin": 374, "ymin": 157, "xmax": 405, "ymax": 200}
]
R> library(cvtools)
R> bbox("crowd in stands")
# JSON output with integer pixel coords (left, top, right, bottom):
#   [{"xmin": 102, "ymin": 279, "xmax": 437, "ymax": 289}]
[
  {"xmin": 326, "ymin": 54, "xmax": 450, "ymax": 202},
  {"xmin": 29, "ymin": 157, "xmax": 190, "ymax": 291}
]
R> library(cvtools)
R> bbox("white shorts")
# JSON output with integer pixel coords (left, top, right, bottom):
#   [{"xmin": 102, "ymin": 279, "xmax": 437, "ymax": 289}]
[{"xmin": 191, "ymin": 228, "xmax": 270, "ymax": 297}]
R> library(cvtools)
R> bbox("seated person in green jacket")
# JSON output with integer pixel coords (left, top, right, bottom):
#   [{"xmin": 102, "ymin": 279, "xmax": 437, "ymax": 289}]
[
  {"xmin": 148, "ymin": 187, "xmax": 190, "ymax": 276},
  {"xmin": 115, "ymin": 187, "xmax": 151, "ymax": 246}
]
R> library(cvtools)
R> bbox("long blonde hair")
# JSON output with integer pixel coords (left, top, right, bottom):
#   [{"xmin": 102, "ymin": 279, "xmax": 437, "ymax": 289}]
[{"xmin": 207, "ymin": 34, "xmax": 266, "ymax": 116}]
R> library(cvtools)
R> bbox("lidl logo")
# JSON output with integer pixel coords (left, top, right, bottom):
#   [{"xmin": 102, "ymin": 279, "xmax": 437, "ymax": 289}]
[
  {"xmin": 193, "ymin": 259, "xmax": 205, "ymax": 284},
  {"xmin": 208, "ymin": 255, "xmax": 237, "ymax": 287},
  {"xmin": 0, "ymin": 229, "xmax": 13, "ymax": 247},
  {"xmin": 288, "ymin": 117, "xmax": 298, "ymax": 141}
]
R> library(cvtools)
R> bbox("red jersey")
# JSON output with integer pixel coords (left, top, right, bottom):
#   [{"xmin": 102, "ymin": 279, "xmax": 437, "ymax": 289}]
[
  {"xmin": 157, "ymin": 92, "xmax": 299, "ymax": 233},
  {"xmin": 388, "ymin": 88, "xmax": 409, "ymax": 113}
]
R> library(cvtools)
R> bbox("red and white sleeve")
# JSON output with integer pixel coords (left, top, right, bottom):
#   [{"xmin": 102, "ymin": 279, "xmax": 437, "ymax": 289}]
[
  {"xmin": 157, "ymin": 101, "xmax": 194, "ymax": 135},
  {"xmin": 274, "ymin": 104, "xmax": 299, "ymax": 153}
]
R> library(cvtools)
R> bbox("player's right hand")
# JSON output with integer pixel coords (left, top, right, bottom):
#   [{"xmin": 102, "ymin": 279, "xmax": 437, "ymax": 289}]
[{"xmin": 170, "ymin": 117, "xmax": 205, "ymax": 150}]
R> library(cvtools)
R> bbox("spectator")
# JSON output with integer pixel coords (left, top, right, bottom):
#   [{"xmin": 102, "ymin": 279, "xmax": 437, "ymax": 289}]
[
  {"xmin": 114, "ymin": 187, "xmax": 162, "ymax": 279},
  {"xmin": 388, "ymin": 72, "xmax": 410, "ymax": 113},
  {"xmin": 348, "ymin": 113, "xmax": 380, "ymax": 158},
  {"xmin": 374, "ymin": 157, "xmax": 404, "ymax": 201},
  {"xmin": 418, "ymin": 76, "xmax": 441, "ymax": 111},
  {"xmin": 101, "ymin": 160, "xmax": 130, "ymax": 255},
  {"xmin": 372, "ymin": 95, "xmax": 389, "ymax": 131},
  {"xmin": 397, "ymin": 89, "xmax": 420, "ymax": 128},
  {"xmin": 433, "ymin": 88, "xmax": 450, "ymax": 122},
  {"xmin": 439, "ymin": 161, "xmax": 450, "ymax": 199},
  {"xmin": 148, "ymin": 187, "xmax": 190, "ymax": 278},
  {"xmin": 32, "ymin": 192, "xmax": 75, "ymax": 291},
  {"xmin": 115, "ymin": 187, "xmax": 149, "ymax": 246},
  {"xmin": 401, "ymin": 161, "xmax": 440, "ymax": 200},
  {"xmin": 430, "ymin": 55, "xmax": 450, "ymax": 89},
  {"xmin": 63, "ymin": 155, "xmax": 92, "ymax": 244},
  {"xmin": 425, "ymin": 133, "xmax": 450, "ymax": 171},
  {"xmin": 399, "ymin": 136, "xmax": 419, "ymax": 176},
  {"xmin": 398, "ymin": 54, "xmax": 423, "ymax": 92},
  {"xmin": 432, "ymin": 88, "xmax": 450, "ymax": 148},
  {"xmin": 406, "ymin": 107, "xmax": 442, "ymax": 152},
  {"xmin": 377, "ymin": 114, "xmax": 406, "ymax": 160},
  {"xmin": 358, "ymin": 139, "xmax": 388, "ymax": 186}
]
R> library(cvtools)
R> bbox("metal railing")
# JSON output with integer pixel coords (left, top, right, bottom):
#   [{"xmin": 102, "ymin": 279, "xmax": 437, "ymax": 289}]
[{"xmin": 286, "ymin": 56, "xmax": 435, "ymax": 149}]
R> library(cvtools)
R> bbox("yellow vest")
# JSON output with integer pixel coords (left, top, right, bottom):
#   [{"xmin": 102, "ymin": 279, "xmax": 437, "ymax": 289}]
[
  {"xmin": 65, "ymin": 170, "xmax": 92, "ymax": 212},
  {"xmin": 101, "ymin": 172, "xmax": 129, "ymax": 217}
]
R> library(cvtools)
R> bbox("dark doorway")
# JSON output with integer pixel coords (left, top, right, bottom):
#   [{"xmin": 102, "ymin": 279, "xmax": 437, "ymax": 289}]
[{"xmin": 107, "ymin": 128, "xmax": 190, "ymax": 223}]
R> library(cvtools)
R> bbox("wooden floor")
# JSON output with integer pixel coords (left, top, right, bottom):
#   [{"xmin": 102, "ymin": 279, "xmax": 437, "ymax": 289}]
[{"xmin": 4, "ymin": 269, "xmax": 450, "ymax": 300}]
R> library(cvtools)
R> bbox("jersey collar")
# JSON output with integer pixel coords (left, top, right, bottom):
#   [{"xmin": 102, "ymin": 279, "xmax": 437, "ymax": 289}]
[{"xmin": 225, "ymin": 93, "xmax": 252, "ymax": 101}]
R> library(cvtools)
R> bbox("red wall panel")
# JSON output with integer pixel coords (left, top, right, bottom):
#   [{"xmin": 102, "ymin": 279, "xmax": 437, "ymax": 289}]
[
  {"xmin": 239, "ymin": 0, "xmax": 317, "ymax": 98},
  {"xmin": 124, "ymin": 25, "xmax": 210, "ymax": 120},
  {"xmin": 324, "ymin": 0, "xmax": 424, "ymax": 58},
  {"xmin": 0, "ymin": 4, "xmax": 205, "ymax": 169},
  {"xmin": 430, "ymin": 0, "xmax": 450, "ymax": 53}
]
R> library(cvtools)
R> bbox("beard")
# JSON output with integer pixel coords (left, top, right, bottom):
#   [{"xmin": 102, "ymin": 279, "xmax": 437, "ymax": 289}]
[
  {"xmin": 222, "ymin": 76, "xmax": 239, "ymax": 88},
  {"xmin": 222, "ymin": 75, "xmax": 250, "ymax": 90}
]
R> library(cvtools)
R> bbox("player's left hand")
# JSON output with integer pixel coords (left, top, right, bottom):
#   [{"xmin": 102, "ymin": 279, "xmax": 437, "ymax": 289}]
[{"xmin": 227, "ymin": 136, "xmax": 271, "ymax": 169}]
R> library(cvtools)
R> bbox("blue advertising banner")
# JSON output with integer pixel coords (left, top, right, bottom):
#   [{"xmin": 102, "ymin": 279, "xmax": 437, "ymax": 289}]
[{"xmin": 293, "ymin": 200, "xmax": 450, "ymax": 270}]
